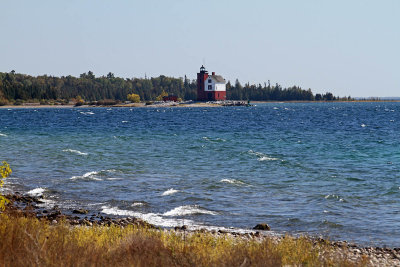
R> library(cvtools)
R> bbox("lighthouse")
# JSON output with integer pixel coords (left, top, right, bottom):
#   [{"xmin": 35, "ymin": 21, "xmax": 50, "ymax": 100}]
[{"xmin": 197, "ymin": 65, "xmax": 226, "ymax": 101}]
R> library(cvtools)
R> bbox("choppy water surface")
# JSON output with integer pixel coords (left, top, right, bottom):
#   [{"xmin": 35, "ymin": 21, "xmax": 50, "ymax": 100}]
[{"xmin": 1, "ymin": 102, "xmax": 400, "ymax": 246}]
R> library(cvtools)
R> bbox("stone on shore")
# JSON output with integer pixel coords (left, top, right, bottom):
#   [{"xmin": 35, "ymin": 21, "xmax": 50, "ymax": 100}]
[
  {"xmin": 73, "ymin": 209, "xmax": 89, "ymax": 214},
  {"xmin": 253, "ymin": 223, "xmax": 271, "ymax": 231}
]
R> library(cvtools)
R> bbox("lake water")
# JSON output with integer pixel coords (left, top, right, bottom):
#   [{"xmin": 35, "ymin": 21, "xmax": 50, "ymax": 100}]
[{"xmin": 1, "ymin": 102, "xmax": 399, "ymax": 247}]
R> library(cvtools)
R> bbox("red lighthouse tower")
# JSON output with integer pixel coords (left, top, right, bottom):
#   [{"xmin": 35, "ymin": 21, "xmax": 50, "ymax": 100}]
[
  {"xmin": 197, "ymin": 65, "xmax": 209, "ymax": 101},
  {"xmin": 197, "ymin": 65, "xmax": 226, "ymax": 101}
]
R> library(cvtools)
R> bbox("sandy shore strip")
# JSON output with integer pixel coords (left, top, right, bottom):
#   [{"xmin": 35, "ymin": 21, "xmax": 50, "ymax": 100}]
[
  {"xmin": 2, "ymin": 100, "xmax": 400, "ymax": 109},
  {"xmin": 3, "ymin": 192, "xmax": 400, "ymax": 266},
  {"xmin": 0, "ymin": 102, "xmax": 224, "ymax": 109}
]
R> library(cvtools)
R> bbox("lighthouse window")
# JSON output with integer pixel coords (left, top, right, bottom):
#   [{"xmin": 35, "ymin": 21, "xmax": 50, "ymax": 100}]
[
  {"xmin": 208, "ymin": 85, "xmax": 212, "ymax": 90},
  {"xmin": 208, "ymin": 79, "xmax": 212, "ymax": 83}
]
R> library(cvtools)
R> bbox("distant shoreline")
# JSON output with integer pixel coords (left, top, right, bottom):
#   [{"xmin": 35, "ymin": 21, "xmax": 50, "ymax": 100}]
[{"xmin": 1, "ymin": 100, "xmax": 400, "ymax": 109}]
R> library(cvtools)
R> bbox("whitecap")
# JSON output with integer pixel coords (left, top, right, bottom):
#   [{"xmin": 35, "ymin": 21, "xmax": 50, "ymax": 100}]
[
  {"xmin": 273, "ymin": 107, "xmax": 279, "ymax": 110},
  {"xmin": 0, "ymin": 133, "xmax": 7, "ymax": 137},
  {"xmin": 131, "ymin": 202, "xmax": 145, "ymax": 207},
  {"xmin": 162, "ymin": 188, "xmax": 180, "ymax": 196},
  {"xmin": 324, "ymin": 194, "xmax": 345, "ymax": 202},
  {"xmin": 70, "ymin": 169, "xmax": 119, "ymax": 181},
  {"xmin": 163, "ymin": 205, "xmax": 218, "ymax": 216},
  {"xmin": 70, "ymin": 171, "xmax": 102, "ymax": 181},
  {"xmin": 27, "ymin": 187, "xmax": 45, "ymax": 197},
  {"xmin": 202, "ymin": 136, "xmax": 226, "ymax": 142},
  {"xmin": 101, "ymin": 206, "xmax": 195, "ymax": 227},
  {"xmin": 248, "ymin": 150, "xmax": 279, "ymax": 161},
  {"xmin": 80, "ymin": 111, "xmax": 95, "ymax": 115},
  {"xmin": 62, "ymin": 149, "xmax": 88, "ymax": 156},
  {"xmin": 122, "ymin": 121, "xmax": 128, "ymax": 123},
  {"xmin": 258, "ymin": 156, "xmax": 279, "ymax": 161},
  {"xmin": 361, "ymin": 124, "xmax": 366, "ymax": 127},
  {"xmin": 220, "ymin": 179, "xmax": 245, "ymax": 185}
]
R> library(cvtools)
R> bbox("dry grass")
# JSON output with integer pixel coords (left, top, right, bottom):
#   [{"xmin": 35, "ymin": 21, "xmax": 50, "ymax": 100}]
[{"xmin": 0, "ymin": 212, "xmax": 368, "ymax": 267}]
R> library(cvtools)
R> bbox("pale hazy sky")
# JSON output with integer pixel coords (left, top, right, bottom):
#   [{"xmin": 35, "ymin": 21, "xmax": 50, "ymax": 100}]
[{"xmin": 1, "ymin": 0, "xmax": 399, "ymax": 97}]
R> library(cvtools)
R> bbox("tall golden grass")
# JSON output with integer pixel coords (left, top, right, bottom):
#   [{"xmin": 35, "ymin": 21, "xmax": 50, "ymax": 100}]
[{"xmin": 0, "ymin": 211, "xmax": 368, "ymax": 267}]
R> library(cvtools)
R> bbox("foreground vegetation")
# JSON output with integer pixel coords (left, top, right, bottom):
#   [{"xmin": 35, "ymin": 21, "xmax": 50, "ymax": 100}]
[
  {"xmin": 0, "ymin": 70, "xmax": 350, "ymax": 105},
  {"xmin": 0, "ymin": 161, "xmax": 12, "ymax": 210},
  {"xmin": 0, "ymin": 212, "xmax": 367, "ymax": 267}
]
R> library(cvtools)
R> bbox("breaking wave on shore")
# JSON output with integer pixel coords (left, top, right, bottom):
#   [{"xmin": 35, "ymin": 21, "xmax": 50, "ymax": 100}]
[
  {"xmin": 27, "ymin": 187, "xmax": 46, "ymax": 197},
  {"xmin": 163, "ymin": 205, "xmax": 218, "ymax": 216},
  {"xmin": 101, "ymin": 205, "xmax": 197, "ymax": 227}
]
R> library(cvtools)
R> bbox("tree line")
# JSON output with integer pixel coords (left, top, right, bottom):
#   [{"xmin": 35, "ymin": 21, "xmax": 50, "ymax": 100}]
[{"xmin": 0, "ymin": 70, "xmax": 350, "ymax": 104}]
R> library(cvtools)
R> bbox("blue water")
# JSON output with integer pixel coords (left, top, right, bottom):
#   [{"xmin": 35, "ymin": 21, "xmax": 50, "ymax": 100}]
[{"xmin": 1, "ymin": 102, "xmax": 400, "ymax": 246}]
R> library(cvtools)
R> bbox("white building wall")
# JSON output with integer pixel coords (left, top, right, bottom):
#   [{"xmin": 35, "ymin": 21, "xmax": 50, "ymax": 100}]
[
  {"xmin": 204, "ymin": 77, "xmax": 226, "ymax": 91},
  {"xmin": 214, "ymin": 83, "xmax": 226, "ymax": 91}
]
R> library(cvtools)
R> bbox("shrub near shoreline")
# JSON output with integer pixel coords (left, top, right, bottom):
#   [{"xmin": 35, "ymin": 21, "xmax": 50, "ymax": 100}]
[{"xmin": 0, "ymin": 161, "xmax": 11, "ymax": 210}]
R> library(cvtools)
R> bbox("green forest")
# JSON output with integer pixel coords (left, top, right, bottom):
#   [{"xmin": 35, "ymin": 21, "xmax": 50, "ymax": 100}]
[{"xmin": 0, "ymin": 70, "xmax": 350, "ymax": 105}]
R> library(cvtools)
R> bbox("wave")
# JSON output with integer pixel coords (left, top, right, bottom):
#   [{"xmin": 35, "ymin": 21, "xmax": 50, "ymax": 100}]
[
  {"xmin": 321, "ymin": 220, "xmax": 343, "ymax": 228},
  {"xmin": 0, "ymin": 133, "xmax": 7, "ymax": 137},
  {"xmin": 80, "ymin": 111, "xmax": 95, "ymax": 115},
  {"xmin": 258, "ymin": 156, "xmax": 279, "ymax": 161},
  {"xmin": 121, "ymin": 121, "xmax": 128, "ymax": 123},
  {"xmin": 70, "ymin": 170, "xmax": 107, "ymax": 181},
  {"xmin": 202, "ymin": 136, "xmax": 226, "ymax": 142},
  {"xmin": 162, "ymin": 188, "xmax": 180, "ymax": 196},
  {"xmin": 62, "ymin": 149, "xmax": 88, "ymax": 156},
  {"xmin": 131, "ymin": 202, "xmax": 145, "ymax": 207},
  {"xmin": 27, "ymin": 187, "xmax": 46, "ymax": 197},
  {"xmin": 248, "ymin": 150, "xmax": 279, "ymax": 161},
  {"xmin": 70, "ymin": 171, "xmax": 102, "ymax": 181},
  {"xmin": 324, "ymin": 194, "xmax": 345, "ymax": 202},
  {"xmin": 220, "ymin": 179, "xmax": 245, "ymax": 185},
  {"xmin": 163, "ymin": 205, "xmax": 218, "ymax": 216},
  {"xmin": 37, "ymin": 198, "xmax": 57, "ymax": 209},
  {"xmin": 101, "ymin": 206, "xmax": 195, "ymax": 227},
  {"xmin": 70, "ymin": 169, "xmax": 120, "ymax": 180}
]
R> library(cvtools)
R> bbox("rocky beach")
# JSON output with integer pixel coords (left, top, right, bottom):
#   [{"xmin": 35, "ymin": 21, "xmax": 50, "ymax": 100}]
[{"xmin": 3, "ymin": 192, "xmax": 400, "ymax": 266}]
